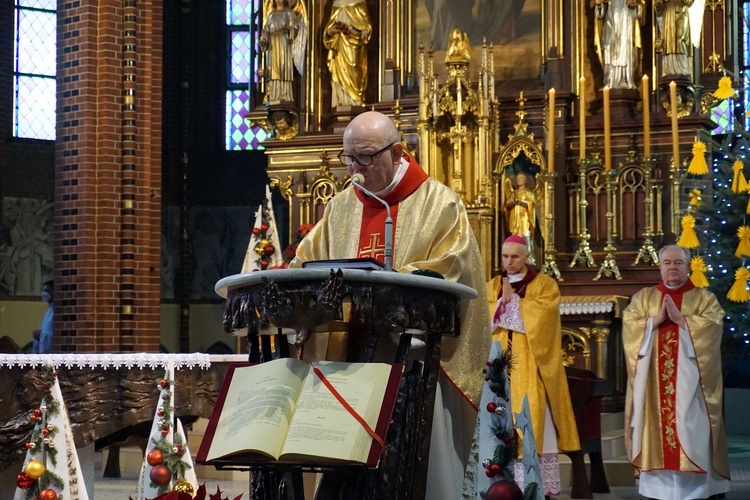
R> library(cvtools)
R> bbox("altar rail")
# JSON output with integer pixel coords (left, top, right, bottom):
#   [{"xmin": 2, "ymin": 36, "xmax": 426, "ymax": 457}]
[{"xmin": 0, "ymin": 353, "xmax": 246, "ymax": 472}]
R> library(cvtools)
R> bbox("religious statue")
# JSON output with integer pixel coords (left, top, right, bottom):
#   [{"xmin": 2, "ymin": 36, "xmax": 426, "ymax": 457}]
[
  {"xmin": 323, "ymin": 0, "xmax": 372, "ymax": 107},
  {"xmin": 595, "ymin": 0, "xmax": 643, "ymax": 89},
  {"xmin": 259, "ymin": 0, "xmax": 308, "ymax": 103},
  {"xmin": 444, "ymin": 29, "xmax": 471, "ymax": 64},
  {"xmin": 654, "ymin": 0, "xmax": 702, "ymax": 77},
  {"xmin": 503, "ymin": 171, "xmax": 542, "ymax": 264}
]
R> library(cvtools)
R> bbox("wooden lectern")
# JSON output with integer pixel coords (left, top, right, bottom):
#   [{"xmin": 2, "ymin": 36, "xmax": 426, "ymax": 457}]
[{"xmin": 212, "ymin": 268, "xmax": 477, "ymax": 499}]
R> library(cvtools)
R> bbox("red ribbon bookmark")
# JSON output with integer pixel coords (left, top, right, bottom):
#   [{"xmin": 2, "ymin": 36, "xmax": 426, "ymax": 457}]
[{"xmin": 310, "ymin": 364, "xmax": 386, "ymax": 465}]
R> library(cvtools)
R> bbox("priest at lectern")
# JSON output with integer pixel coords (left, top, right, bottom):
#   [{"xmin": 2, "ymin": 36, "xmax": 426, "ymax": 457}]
[{"xmin": 291, "ymin": 111, "xmax": 491, "ymax": 499}]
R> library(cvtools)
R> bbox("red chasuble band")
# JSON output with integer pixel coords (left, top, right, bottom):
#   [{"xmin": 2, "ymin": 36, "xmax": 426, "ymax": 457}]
[{"xmin": 354, "ymin": 156, "xmax": 428, "ymax": 262}]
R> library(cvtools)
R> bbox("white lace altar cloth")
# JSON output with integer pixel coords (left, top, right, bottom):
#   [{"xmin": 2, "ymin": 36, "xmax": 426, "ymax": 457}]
[{"xmin": 0, "ymin": 353, "xmax": 241, "ymax": 370}]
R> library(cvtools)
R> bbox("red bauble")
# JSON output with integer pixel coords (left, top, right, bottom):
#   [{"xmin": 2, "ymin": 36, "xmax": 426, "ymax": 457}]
[
  {"xmin": 147, "ymin": 449, "xmax": 163, "ymax": 466},
  {"xmin": 15, "ymin": 472, "xmax": 33, "ymax": 489},
  {"xmin": 264, "ymin": 244, "xmax": 275, "ymax": 254},
  {"xmin": 261, "ymin": 259, "xmax": 269, "ymax": 267},
  {"xmin": 150, "ymin": 464, "xmax": 172, "ymax": 485},
  {"xmin": 486, "ymin": 402, "xmax": 497, "ymax": 413},
  {"xmin": 161, "ymin": 429, "xmax": 169, "ymax": 436},
  {"xmin": 486, "ymin": 480, "xmax": 523, "ymax": 500},
  {"xmin": 42, "ymin": 428, "xmax": 49, "ymax": 436},
  {"xmin": 160, "ymin": 379, "xmax": 168, "ymax": 387},
  {"xmin": 490, "ymin": 463, "xmax": 501, "ymax": 474},
  {"xmin": 485, "ymin": 468, "xmax": 494, "ymax": 478},
  {"xmin": 39, "ymin": 489, "xmax": 58, "ymax": 500},
  {"xmin": 30, "ymin": 415, "xmax": 37, "ymax": 422},
  {"xmin": 260, "ymin": 223, "xmax": 269, "ymax": 232},
  {"xmin": 34, "ymin": 409, "xmax": 42, "ymax": 416},
  {"xmin": 252, "ymin": 227, "xmax": 261, "ymax": 236}
]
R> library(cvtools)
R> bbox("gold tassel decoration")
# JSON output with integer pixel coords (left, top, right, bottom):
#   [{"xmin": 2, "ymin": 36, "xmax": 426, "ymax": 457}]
[
  {"xmin": 727, "ymin": 267, "xmax": 750, "ymax": 303},
  {"xmin": 747, "ymin": 197, "xmax": 750, "ymax": 215},
  {"xmin": 690, "ymin": 257, "xmax": 709, "ymax": 288},
  {"xmin": 689, "ymin": 189, "xmax": 702, "ymax": 207},
  {"xmin": 735, "ymin": 226, "xmax": 750, "ymax": 258},
  {"xmin": 713, "ymin": 76, "xmax": 736, "ymax": 100},
  {"xmin": 676, "ymin": 214, "xmax": 700, "ymax": 248},
  {"xmin": 687, "ymin": 141, "xmax": 709, "ymax": 175},
  {"xmin": 732, "ymin": 160, "xmax": 748, "ymax": 193}
]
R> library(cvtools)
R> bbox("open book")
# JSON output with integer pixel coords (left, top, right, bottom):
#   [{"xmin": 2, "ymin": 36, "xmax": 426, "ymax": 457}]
[{"xmin": 196, "ymin": 358, "xmax": 402, "ymax": 468}]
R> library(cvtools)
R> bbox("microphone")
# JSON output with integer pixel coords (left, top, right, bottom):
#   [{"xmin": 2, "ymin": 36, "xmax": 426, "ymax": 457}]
[{"xmin": 351, "ymin": 173, "xmax": 393, "ymax": 272}]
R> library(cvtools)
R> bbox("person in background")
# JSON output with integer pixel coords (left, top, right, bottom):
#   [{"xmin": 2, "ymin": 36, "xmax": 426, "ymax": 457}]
[
  {"xmin": 487, "ymin": 235, "xmax": 580, "ymax": 496},
  {"xmin": 622, "ymin": 244, "xmax": 729, "ymax": 499},
  {"xmin": 32, "ymin": 280, "xmax": 54, "ymax": 354}
]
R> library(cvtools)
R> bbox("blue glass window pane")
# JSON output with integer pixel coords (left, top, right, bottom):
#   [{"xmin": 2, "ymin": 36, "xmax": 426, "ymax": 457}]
[
  {"xmin": 16, "ymin": 9, "xmax": 56, "ymax": 76},
  {"xmin": 231, "ymin": 31, "xmax": 251, "ymax": 84},
  {"xmin": 226, "ymin": 90, "xmax": 267, "ymax": 150},
  {"xmin": 18, "ymin": 0, "xmax": 56, "ymax": 9},
  {"xmin": 15, "ymin": 76, "xmax": 56, "ymax": 140},
  {"xmin": 227, "ymin": 0, "xmax": 253, "ymax": 25}
]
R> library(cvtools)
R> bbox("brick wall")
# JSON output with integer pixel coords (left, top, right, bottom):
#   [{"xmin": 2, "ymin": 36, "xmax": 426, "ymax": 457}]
[{"xmin": 55, "ymin": 0, "xmax": 162, "ymax": 352}]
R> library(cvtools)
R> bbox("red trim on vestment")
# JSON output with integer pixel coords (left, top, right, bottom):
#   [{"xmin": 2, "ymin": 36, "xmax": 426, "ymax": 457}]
[{"xmin": 355, "ymin": 156, "xmax": 428, "ymax": 262}]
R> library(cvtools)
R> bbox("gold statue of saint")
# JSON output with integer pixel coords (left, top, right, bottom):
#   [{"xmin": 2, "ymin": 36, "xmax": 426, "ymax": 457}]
[
  {"xmin": 503, "ymin": 171, "xmax": 543, "ymax": 264},
  {"xmin": 444, "ymin": 29, "xmax": 471, "ymax": 64},
  {"xmin": 323, "ymin": 0, "xmax": 372, "ymax": 107}
]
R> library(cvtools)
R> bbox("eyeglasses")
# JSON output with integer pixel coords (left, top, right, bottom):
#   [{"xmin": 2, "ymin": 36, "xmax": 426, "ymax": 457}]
[{"xmin": 337, "ymin": 143, "xmax": 394, "ymax": 166}]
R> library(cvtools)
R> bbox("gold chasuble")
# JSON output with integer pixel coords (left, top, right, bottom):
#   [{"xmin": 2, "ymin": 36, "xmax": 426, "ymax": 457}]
[
  {"xmin": 622, "ymin": 281, "xmax": 729, "ymax": 479},
  {"xmin": 487, "ymin": 270, "xmax": 580, "ymax": 455},
  {"xmin": 293, "ymin": 156, "xmax": 491, "ymax": 406}
]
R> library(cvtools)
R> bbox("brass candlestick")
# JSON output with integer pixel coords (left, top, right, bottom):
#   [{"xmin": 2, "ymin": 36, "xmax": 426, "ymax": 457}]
[
  {"xmin": 570, "ymin": 157, "xmax": 596, "ymax": 268},
  {"xmin": 670, "ymin": 158, "xmax": 687, "ymax": 241},
  {"xmin": 633, "ymin": 155, "xmax": 659, "ymax": 265},
  {"xmin": 595, "ymin": 167, "xmax": 622, "ymax": 280},
  {"xmin": 539, "ymin": 170, "xmax": 562, "ymax": 280}
]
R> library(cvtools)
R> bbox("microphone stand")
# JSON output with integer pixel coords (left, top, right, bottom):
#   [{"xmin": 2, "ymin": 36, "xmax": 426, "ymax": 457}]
[{"xmin": 352, "ymin": 177, "xmax": 393, "ymax": 271}]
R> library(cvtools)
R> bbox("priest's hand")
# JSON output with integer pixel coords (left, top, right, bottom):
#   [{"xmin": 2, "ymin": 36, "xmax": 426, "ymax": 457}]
[
  {"xmin": 663, "ymin": 295, "xmax": 687, "ymax": 328},
  {"xmin": 501, "ymin": 277, "xmax": 514, "ymax": 304},
  {"xmin": 653, "ymin": 296, "xmax": 686, "ymax": 329}
]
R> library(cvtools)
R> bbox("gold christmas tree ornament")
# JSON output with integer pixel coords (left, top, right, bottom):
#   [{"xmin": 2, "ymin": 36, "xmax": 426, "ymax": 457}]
[
  {"xmin": 687, "ymin": 141, "xmax": 708, "ymax": 175},
  {"xmin": 735, "ymin": 226, "xmax": 750, "ymax": 258},
  {"xmin": 731, "ymin": 160, "xmax": 748, "ymax": 193},
  {"xmin": 676, "ymin": 214, "xmax": 700, "ymax": 248},
  {"xmin": 713, "ymin": 76, "xmax": 736, "ymax": 100},
  {"xmin": 727, "ymin": 267, "xmax": 750, "ymax": 303},
  {"xmin": 689, "ymin": 257, "xmax": 709, "ymax": 288}
]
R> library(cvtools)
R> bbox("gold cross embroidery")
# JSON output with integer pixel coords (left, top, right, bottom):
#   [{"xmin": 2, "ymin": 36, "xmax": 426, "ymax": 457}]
[{"xmin": 359, "ymin": 233, "xmax": 385, "ymax": 259}]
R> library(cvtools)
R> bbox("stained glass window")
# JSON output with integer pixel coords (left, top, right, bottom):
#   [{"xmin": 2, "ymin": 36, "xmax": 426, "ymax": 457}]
[
  {"xmin": 226, "ymin": 0, "xmax": 265, "ymax": 150},
  {"xmin": 13, "ymin": 0, "xmax": 57, "ymax": 140},
  {"xmin": 711, "ymin": 99, "xmax": 733, "ymax": 135}
]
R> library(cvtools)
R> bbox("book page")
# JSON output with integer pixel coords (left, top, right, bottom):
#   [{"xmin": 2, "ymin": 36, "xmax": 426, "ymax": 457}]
[
  {"xmin": 206, "ymin": 358, "xmax": 309, "ymax": 461},
  {"xmin": 280, "ymin": 361, "xmax": 393, "ymax": 463}
]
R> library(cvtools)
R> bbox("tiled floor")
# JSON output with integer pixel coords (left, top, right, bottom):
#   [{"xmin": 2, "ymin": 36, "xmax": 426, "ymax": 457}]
[{"xmin": 93, "ymin": 435, "xmax": 750, "ymax": 499}]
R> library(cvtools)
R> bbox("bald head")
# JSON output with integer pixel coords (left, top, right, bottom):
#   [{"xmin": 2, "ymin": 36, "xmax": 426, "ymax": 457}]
[
  {"xmin": 342, "ymin": 111, "xmax": 403, "ymax": 192},
  {"xmin": 344, "ymin": 111, "xmax": 401, "ymax": 145}
]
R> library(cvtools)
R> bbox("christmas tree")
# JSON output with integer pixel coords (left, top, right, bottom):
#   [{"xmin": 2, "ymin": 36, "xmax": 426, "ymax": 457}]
[
  {"xmin": 13, "ymin": 365, "xmax": 89, "ymax": 500},
  {"xmin": 694, "ymin": 130, "xmax": 750, "ymax": 386},
  {"xmin": 241, "ymin": 185, "xmax": 283, "ymax": 272}
]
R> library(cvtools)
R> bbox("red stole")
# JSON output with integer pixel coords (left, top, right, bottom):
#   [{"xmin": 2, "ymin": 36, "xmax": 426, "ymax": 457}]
[
  {"xmin": 655, "ymin": 279, "xmax": 695, "ymax": 470},
  {"xmin": 354, "ymin": 156, "xmax": 428, "ymax": 262}
]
